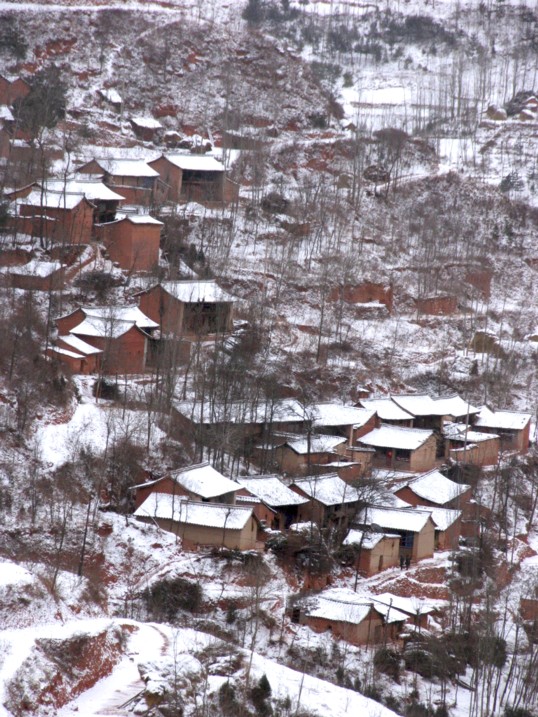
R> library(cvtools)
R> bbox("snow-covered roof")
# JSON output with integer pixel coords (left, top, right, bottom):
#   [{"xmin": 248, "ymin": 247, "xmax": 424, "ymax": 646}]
[
  {"xmin": 292, "ymin": 474, "xmax": 360, "ymax": 506},
  {"xmin": 359, "ymin": 398, "xmax": 413, "ymax": 421},
  {"xmin": 43, "ymin": 179, "xmax": 125, "ymax": 202},
  {"xmin": 312, "ymin": 403, "xmax": 375, "ymax": 428},
  {"xmin": 131, "ymin": 116, "xmax": 163, "ymax": 129},
  {"xmin": 99, "ymin": 88, "xmax": 122, "ymax": 104},
  {"xmin": 169, "ymin": 462, "xmax": 240, "ymax": 499},
  {"xmin": 391, "ymin": 394, "xmax": 439, "ymax": 417},
  {"xmin": 174, "ymin": 398, "xmax": 308, "ymax": 426},
  {"xmin": 431, "ymin": 395, "xmax": 480, "ymax": 417},
  {"xmin": 285, "ymin": 434, "xmax": 347, "ymax": 455},
  {"xmin": 425, "ymin": 506, "xmax": 461, "ymax": 531},
  {"xmin": 358, "ymin": 424, "xmax": 434, "ymax": 451},
  {"xmin": 82, "ymin": 305, "xmax": 158, "ymax": 329},
  {"xmin": 474, "ymin": 406, "xmax": 531, "ymax": 431},
  {"xmin": 0, "ymin": 105, "xmax": 14, "ymax": 121},
  {"xmin": 58, "ymin": 334, "xmax": 102, "ymax": 356},
  {"xmin": 88, "ymin": 158, "xmax": 159, "ymax": 178},
  {"xmin": 372, "ymin": 592, "xmax": 436, "ymax": 617},
  {"xmin": 18, "ymin": 189, "xmax": 86, "ymax": 210},
  {"xmin": 343, "ymin": 529, "xmax": 399, "ymax": 550},
  {"xmin": 134, "ymin": 493, "xmax": 254, "ymax": 530},
  {"xmin": 160, "ymin": 279, "xmax": 235, "ymax": 303},
  {"xmin": 237, "ymin": 475, "xmax": 308, "ymax": 507},
  {"xmin": 358, "ymin": 506, "xmax": 433, "ymax": 533},
  {"xmin": 124, "ymin": 214, "xmax": 163, "ymax": 225},
  {"xmin": 444, "ymin": 422, "xmax": 499, "ymax": 443},
  {"xmin": 163, "ymin": 153, "xmax": 225, "ymax": 172},
  {"xmin": 11, "ymin": 260, "xmax": 63, "ymax": 277},
  {"xmin": 403, "ymin": 470, "xmax": 470, "ymax": 506},
  {"xmin": 305, "ymin": 588, "xmax": 408, "ymax": 625}
]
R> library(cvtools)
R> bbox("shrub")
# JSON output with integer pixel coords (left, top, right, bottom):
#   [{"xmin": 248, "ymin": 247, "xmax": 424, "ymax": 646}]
[
  {"xmin": 250, "ymin": 674, "xmax": 272, "ymax": 716},
  {"xmin": 374, "ymin": 646, "xmax": 401, "ymax": 681},
  {"xmin": 143, "ymin": 577, "xmax": 203, "ymax": 621}
]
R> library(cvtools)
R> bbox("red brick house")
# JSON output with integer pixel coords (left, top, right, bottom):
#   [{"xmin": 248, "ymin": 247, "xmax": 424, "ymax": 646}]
[
  {"xmin": 359, "ymin": 398, "xmax": 414, "ymax": 426},
  {"xmin": 343, "ymin": 529, "xmax": 400, "ymax": 576},
  {"xmin": 291, "ymin": 474, "xmax": 361, "ymax": 529},
  {"xmin": 148, "ymin": 153, "xmax": 238, "ymax": 204},
  {"xmin": 473, "ymin": 406, "xmax": 531, "ymax": 453},
  {"xmin": 76, "ymin": 158, "xmax": 162, "ymax": 206},
  {"xmin": 8, "ymin": 259, "xmax": 65, "ymax": 291},
  {"xmin": 393, "ymin": 469, "xmax": 472, "ymax": 511},
  {"xmin": 444, "ymin": 423, "xmax": 500, "ymax": 466},
  {"xmin": 53, "ymin": 305, "xmax": 158, "ymax": 375},
  {"xmin": 312, "ymin": 403, "xmax": 377, "ymax": 444},
  {"xmin": 138, "ymin": 280, "xmax": 235, "ymax": 337},
  {"xmin": 357, "ymin": 424, "xmax": 437, "ymax": 473},
  {"xmin": 95, "ymin": 214, "xmax": 162, "ymax": 271},
  {"xmin": 0, "ymin": 74, "xmax": 30, "ymax": 106},
  {"xmin": 131, "ymin": 462, "xmax": 240, "ymax": 510},
  {"xmin": 356, "ymin": 506, "xmax": 436, "ymax": 562},
  {"xmin": 129, "ymin": 116, "xmax": 162, "ymax": 142},
  {"xmin": 236, "ymin": 475, "xmax": 309, "ymax": 530}
]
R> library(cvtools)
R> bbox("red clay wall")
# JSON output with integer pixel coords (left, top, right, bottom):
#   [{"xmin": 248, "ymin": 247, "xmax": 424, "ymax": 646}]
[
  {"xmin": 465, "ymin": 269, "xmax": 493, "ymax": 299},
  {"xmin": 330, "ymin": 282, "xmax": 393, "ymax": 311},
  {"xmin": 98, "ymin": 220, "xmax": 160, "ymax": 271},
  {"xmin": 415, "ymin": 295, "xmax": 458, "ymax": 316},
  {"xmin": 148, "ymin": 157, "xmax": 182, "ymax": 201}
]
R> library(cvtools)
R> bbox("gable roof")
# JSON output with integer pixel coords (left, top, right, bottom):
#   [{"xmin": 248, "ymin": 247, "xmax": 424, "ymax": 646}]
[
  {"xmin": 42, "ymin": 178, "xmax": 125, "ymax": 202},
  {"xmin": 371, "ymin": 592, "xmax": 437, "ymax": 617},
  {"xmin": 391, "ymin": 394, "xmax": 439, "ymax": 417},
  {"xmin": 358, "ymin": 505, "xmax": 434, "ymax": 533},
  {"xmin": 169, "ymin": 462, "xmax": 240, "ymax": 499},
  {"xmin": 160, "ymin": 153, "xmax": 225, "ymax": 172},
  {"xmin": 358, "ymin": 424, "xmax": 434, "ymax": 451},
  {"xmin": 431, "ymin": 395, "xmax": 480, "ymax": 417},
  {"xmin": 292, "ymin": 474, "xmax": 360, "ymax": 506},
  {"xmin": 426, "ymin": 506, "xmax": 461, "ymax": 531},
  {"xmin": 134, "ymin": 493, "xmax": 254, "ymax": 530},
  {"xmin": 80, "ymin": 158, "xmax": 159, "ymax": 178},
  {"xmin": 359, "ymin": 398, "xmax": 413, "ymax": 421},
  {"xmin": 237, "ymin": 475, "xmax": 308, "ymax": 507},
  {"xmin": 343, "ymin": 529, "xmax": 399, "ymax": 550},
  {"xmin": 160, "ymin": 279, "xmax": 235, "ymax": 303},
  {"xmin": 284, "ymin": 434, "xmax": 347, "ymax": 455},
  {"xmin": 403, "ymin": 470, "xmax": 471, "ymax": 506},
  {"xmin": 58, "ymin": 334, "xmax": 102, "ymax": 356},
  {"xmin": 305, "ymin": 588, "xmax": 408, "ymax": 625},
  {"xmin": 312, "ymin": 403, "xmax": 375, "ymax": 429},
  {"xmin": 62, "ymin": 305, "xmax": 158, "ymax": 340},
  {"xmin": 443, "ymin": 422, "xmax": 499, "ymax": 443},
  {"xmin": 474, "ymin": 406, "xmax": 531, "ymax": 431},
  {"xmin": 10, "ymin": 260, "xmax": 63, "ymax": 277}
]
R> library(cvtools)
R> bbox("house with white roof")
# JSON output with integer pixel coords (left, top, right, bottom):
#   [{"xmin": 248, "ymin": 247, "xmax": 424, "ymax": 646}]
[
  {"xmin": 343, "ymin": 528, "xmax": 401, "ymax": 576},
  {"xmin": 257, "ymin": 432, "xmax": 348, "ymax": 477},
  {"xmin": 76, "ymin": 157, "xmax": 163, "ymax": 206},
  {"xmin": 356, "ymin": 506, "xmax": 436, "ymax": 562},
  {"xmin": 236, "ymin": 474, "xmax": 309, "ymax": 530},
  {"xmin": 138, "ymin": 279, "xmax": 236, "ymax": 337},
  {"xmin": 391, "ymin": 394, "xmax": 480, "ymax": 431},
  {"xmin": 312, "ymin": 403, "xmax": 377, "ymax": 443},
  {"xmin": 443, "ymin": 422, "xmax": 500, "ymax": 466},
  {"xmin": 130, "ymin": 116, "xmax": 163, "ymax": 142},
  {"xmin": 359, "ymin": 397, "xmax": 414, "ymax": 426},
  {"xmin": 148, "ymin": 152, "xmax": 238, "ymax": 204},
  {"xmin": 134, "ymin": 492, "xmax": 261, "ymax": 551},
  {"xmin": 357, "ymin": 424, "xmax": 437, "ymax": 472},
  {"xmin": 369, "ymin": 592, "xmax": 440, "ymax": 630},
  {"xmin": 53, "ymin": 305, "xmax": 158, "ymax": 374},
  {"xmin": 132, "ymin": 461, "xmax": 240, "ymax": 509},
  {"xmin": 8, "ymin": 259, "xmax": 65, "ymax": 291},
  {"xmin": 473, "ymin": 406, "xmax": 532, "ymax": 453},
  {"xmin": 392, "ymin": 469, "xmax": 472, "ymax": 510},
  {"xmin": 424, "ymin": 506, "xmax": 462, "ymax": 550},
  {"xmin": 95, "ymin": 213, "xmax": 163, "ymax": 272},
  {"xmin": 291, "ymin": 473, "xmax": 361, "ymax": 529},
  {"xmin": 298, "ymin": 587, "xmax": 408, "ymax": 645}
]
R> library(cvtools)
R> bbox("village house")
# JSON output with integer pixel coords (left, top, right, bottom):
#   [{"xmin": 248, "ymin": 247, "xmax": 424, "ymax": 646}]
[
  {"xmin": 473, "ymin": 406, "xmax": 532, "ymax": 453},
  {"xmin": 312, "ymin": 403, "xmax": 377, "ymax": 444},
  {"xmin": 357, "ymin": 424, "xmax": 437, "ymax": 472},
  {"xmin": 76, "ymin": 157, "xmax": 164, "ymax": 206},
  {"xmin": 134, "ymin": 493, "xmax": 261, "ymax": 551},
  {"xmin": 370, "ymin": 592, "xmax": 438, "ymax": 631},
  {"xmin": 53, "ymin": 305, "xmax": 158, "ymax": 375},
  {"xmin": 172, "ymin": 398, "xmax": 311, "ymax": 456},
  {"xmin": 131, "ymin": 462, "xmax": 240, "ymax": 510},
  {"xmin": 359, "ymin": 397, "xmax": 414, "ymax": 426},
  {"xmin": 259, "ymin": 433, "xmax": 348, "ymax": 477},
  {"xmin": 8, "ymin": 259, "xmax": 65, "ymax": 291},
  {"xmin": 148, "ymin": 152, "xmax": 238, "ymax": 204},
  {"xmin": 426, "ymin": 506, "xmax": 462, "ymax": 550},
  {"xmin": 297, "ymin": 587, "xmax": 408, "ymax": 646},
  {"xmin": 392, "ymin": 469, "xmax": 472, "ymax": 511},
  {"xmin": 97, "ymin": 88, "xmax": 123, "ymax": 113},
  {"xmin": 0, "ymin": 74, "xmax": 31, "ymax": 106},
  {"xmin": 290, "ymin": 474, "xmax": 361, "ymax": 529},
  {"xmin": 343, "ymin": 528, "xmax": 401, "ymax": 576},
  {"xmin": 138, "ymin": 280, "xmax": 236, "ymax": 337},
  {"xmin": 49, "ymin": 333, "xmax": 102, "ymax": 375},
  {"xmin": 8, "ymin": 177, "xmax": 125, "ymax": 245},
  {"xmin": 235, "ymin": 474, "xmax": 309, "ymax": 530},
  {"xmin": 95, "ymin": 213, "xmax": 163, "ymax": 272},
  {"xmin": 390, "ymin": 394, "xmax": 480, "ymax": 432},
  {"xmin": 443, "ymin": 423, "xmax": 500, "ymax": 466},
  {"xmin": 130, "ymin": 116, "xmax": 163, "ymax": 142},
  {"xmin": 356, "ymin": 506, "xmax": 436, "ymax": 562}
]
